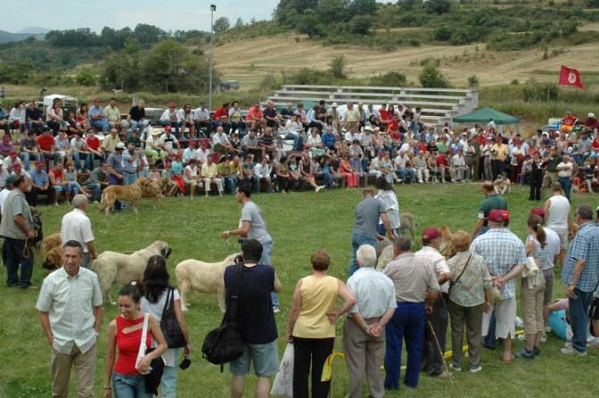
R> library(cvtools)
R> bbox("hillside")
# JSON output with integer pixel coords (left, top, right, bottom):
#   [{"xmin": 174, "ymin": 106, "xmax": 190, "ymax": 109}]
[
  {"xmin": 212, "ymin": 32, "xmax": 599, "ymax": 90},
  {"xmin": 0, "ymin": 30, "xmax": 45, "ymax": 43}
]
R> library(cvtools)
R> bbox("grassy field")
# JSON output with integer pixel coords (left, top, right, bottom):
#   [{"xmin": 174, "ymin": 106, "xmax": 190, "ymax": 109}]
[{"xmin": 0, "ymin": 183, "xmax": 598, "ymax": 397}]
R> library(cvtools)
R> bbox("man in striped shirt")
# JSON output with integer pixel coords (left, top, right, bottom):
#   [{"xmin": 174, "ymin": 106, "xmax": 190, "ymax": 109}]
[{"xmin": 344, "ymin": 244, "xmax": 396, "ymax": 398}]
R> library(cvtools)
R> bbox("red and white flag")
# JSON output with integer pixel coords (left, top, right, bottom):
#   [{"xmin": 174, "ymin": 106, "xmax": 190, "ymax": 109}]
[{"xmin": 558, "ymin": 65, "xmax": 583, "ymax": 89}]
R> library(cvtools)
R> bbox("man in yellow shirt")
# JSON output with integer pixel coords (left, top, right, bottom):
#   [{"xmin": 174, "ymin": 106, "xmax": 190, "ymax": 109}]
[
  {"xmin": 201, "ymin": 154, "xmax": 223, "ymax": 197},
  {"xmin": 490, "ymin": 137, "xmax": 508, "ymax": 180},
  {"xmin": 103, "ymin": 98, "xmax": 129, "ymax": 132}
]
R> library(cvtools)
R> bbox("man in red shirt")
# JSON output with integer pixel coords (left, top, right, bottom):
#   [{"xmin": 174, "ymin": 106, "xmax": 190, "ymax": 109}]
[
  {"xmin": 561, "ymin": 111, "xmax": 578, "ymax": 133},
  {"xmin": 86, "ymin": 130, "xmax": 104, "ymax": 166},
  {"xmin": 48, "ymin": 162, "xmax": 77, "ymax": 205},
  {"xmin": 379, "ymin": 104, "xmax": 389, "ymax": 127},
  {"xmin": 212, "ymin": 102, "xmax": 232, "ymax": 134},
  {"xmin": 246, "ymin": 102, "xmax": 266, "ymax": 131},
  {"xmin": 36, "ymin": 126, "xmax": 59, "ymax": 164}
]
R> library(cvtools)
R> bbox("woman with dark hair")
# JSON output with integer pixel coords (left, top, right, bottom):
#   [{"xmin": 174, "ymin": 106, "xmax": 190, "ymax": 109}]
[
  {"xmin": 104, "ymin": 282, "xmax": 168, "ymax": 398},
  {"xmin": 286, "ymin": 251, "xmax": 356, "ymax": 398},
  {"xmin": 77, "ymin": 103, "xmax": 90, "ymax": 131},
  {"xmin": 46, "ymin": 98, "xmax": 64, "ymax": 135},
  {"xmin": 140, "ymin": 256, "xmax": 191, "ymax": 397},
  {"xmin": 517, "ymin": 214, "xmax": 548, "ymax": 359},
  {"xmin": 375, "ymin": 177, "xmax": 400, "ymax": 237},
  {"xmin": 525, "ymin": 151, "xmax": 544, "ymax": 201}
]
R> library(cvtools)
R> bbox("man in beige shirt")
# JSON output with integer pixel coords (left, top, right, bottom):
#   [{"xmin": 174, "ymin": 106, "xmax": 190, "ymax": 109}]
[
  {"xmin": 201, "ymin": 154, "xmax": 223, "ymax": 197},
  {"xmin": 382, "ymin": 236, "xmax": 439, "ymax": 391},
  {"xmin": 103, "ymin": 98, "xmax": 129, "ymax": 131}
]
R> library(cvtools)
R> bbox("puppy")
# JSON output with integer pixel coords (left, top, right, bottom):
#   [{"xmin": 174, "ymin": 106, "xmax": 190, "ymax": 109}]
[
  {"xmin": 176, "ymin": 253, "xmax": 242, "ymax": 313},
  {"xmin": 30, "ymin": 207, "xmax": 44, "ymax": 259},
  {"xmin": 97, "ymin": 177, "xmax": 150, "ymax": 215},
  {"xmin": 92, "ymin": 240, "xmax": 171, "ymax": 304},
  {"xmin": 438, "ymin": 226, "xmax": 456, "ymax": 259},
  {"xmin": 399, "ymin": 213, "xmax": 417, "ymax": 242}
]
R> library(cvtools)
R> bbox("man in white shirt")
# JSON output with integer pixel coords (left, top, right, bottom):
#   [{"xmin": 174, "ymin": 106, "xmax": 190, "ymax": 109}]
[
  {"xmin": 415, "ymin": 227, "xmax": 451, "ymax": 378},
  {"xmin": 212, "ymin": 126, "xmax": 235, "ymax": 154},
  {"xmin": 36, "ymin": 240, "xmax": 103, "ymax": 398},
  {"xmin": 193, "ymin": 102, "xmax": 211, "ymax": 134},
  {"xmin": 158, "ymin": 126, "xmax": 180, "ymax": 156},
  {"xmin": 0, "ymin": 174, "xmax": 15, "ymax": 216},
  {"xmin": 253, "ymin": 157, "xmax": 272, "ymax": 193},
  {"xmin": 451, "ymin": 149, "xmax": 469, "ymax": 182},
  {"xmin": 543, "ymin": 182, "xmax": 572, "ymax": 267},
  {"xmin": 160, "ymin": 102, "xmax": 182, "ymax": 137},
  {"xmin": 182, "ymin": 140, "xmax": 198, "ymax": 166},
  {"xmin": 60, "ymin": 195, "xmax": 98, "ymax": 268},
  {"xmin": 556, "ymin": 154, "xmax": 575, "ymax": 201}
]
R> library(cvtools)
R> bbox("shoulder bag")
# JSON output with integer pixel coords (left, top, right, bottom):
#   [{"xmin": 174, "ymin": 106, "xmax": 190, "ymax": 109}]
[
  {"xmin": 160, "ymin": 288, "xmax": 187, "ymax": 348},
  {"xmin": 135, "ymin": 313, "xmax": 165, "ymax": 395},
  {"xmin": 449, "ymin": 254, "xmax": 472, "ymax": 294},
  {"xmin": 201, "ymin": 263, "xmax": 245, "ymax": 372}
]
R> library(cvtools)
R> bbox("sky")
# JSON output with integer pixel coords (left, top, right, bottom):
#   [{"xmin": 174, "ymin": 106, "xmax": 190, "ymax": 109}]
[{"xmin": 4, "ymin": 0, "xmax": 280, "ymax": 34}]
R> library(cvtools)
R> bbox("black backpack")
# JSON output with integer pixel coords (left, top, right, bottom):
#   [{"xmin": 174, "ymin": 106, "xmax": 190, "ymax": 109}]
[{"xmin": 201, "ymin": 263, "xmax": 244, "ymax": 372}]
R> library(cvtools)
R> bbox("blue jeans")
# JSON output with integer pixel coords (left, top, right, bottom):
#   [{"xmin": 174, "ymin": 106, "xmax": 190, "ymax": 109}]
[
  {"xmin": 348, "ymin": 233, "xmax": 378, "ymax": 276},
  {"xmin": 73, "ymin": 151, "xmax": 91, "ymax": 170},
  {"xmin": 569, "ymin": 288, "xmax": 594, "ymax": 352},
  {"xmin": 19, "ymin": 152, "xmax": 41, "ymax": 171},
  {"xmin": 224, "ymin": 176, "xmax": 237, "ymax": 195},
  {"xmin": 124, "ymin": 172, "xmax": 138, "ymax": 186},
  {"xmin": 395, "ymin": 168, "xmax": 415, "ymax": 182},
  {"xmin": 112, "ymin": 372, "xmax": 152, "ymax": 398},
  {"xmin": 558, "ymin": 176, "xmax": 572, "ymax": 201},
  {"xmin": 292, "ymin": 135, "xmax": 304, "ymax": 152},
  {"xmin": 260, "ymin": 240, "xmax": 279, "ymax": 309},
  {"xmin": 161, "ymin": 349, "xmax": 180, "ymax": 398},
  {"xmin": 130, "ymin": 120, "xmax": 149, "ymax": 136},
  {"xmin": 4, "ymin": 238, "xmax": 34, "ymax": 288},
  {"xmin": 384, "ymin": 301, "xmax": 425, "ymax": 390},
  {"xmin": 90, "ymin": 118, "xmax": 109, "ymax": 132},
  {"xmin": 87, "ymin": 183, "xmax": 102, "ymax": 202}
]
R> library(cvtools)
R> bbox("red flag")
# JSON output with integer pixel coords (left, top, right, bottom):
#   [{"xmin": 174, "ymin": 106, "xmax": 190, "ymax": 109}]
[{"xmin": 559, "ymin": 66, "xmax": 583, "ymax": 89}]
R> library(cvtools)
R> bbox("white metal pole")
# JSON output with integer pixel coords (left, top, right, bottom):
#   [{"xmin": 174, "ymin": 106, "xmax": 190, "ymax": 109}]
[{"xmin": 209, "ymin": 6, "xmax": 214, "ymax": 111}]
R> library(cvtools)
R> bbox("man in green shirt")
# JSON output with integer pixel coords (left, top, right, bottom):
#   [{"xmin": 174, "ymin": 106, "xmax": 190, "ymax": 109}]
[{"xmin": 473, "ymin": 181, "xmax": 508, "ymax": 237}]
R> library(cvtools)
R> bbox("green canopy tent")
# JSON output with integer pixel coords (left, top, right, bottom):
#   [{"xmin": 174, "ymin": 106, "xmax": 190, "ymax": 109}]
[{"xmin": 452, "ymin": 107, "xmax": 519, "ymax": 125}]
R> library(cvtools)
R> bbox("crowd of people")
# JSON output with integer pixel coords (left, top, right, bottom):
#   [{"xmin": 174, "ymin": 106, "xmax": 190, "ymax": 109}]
[{"xmin": 1, "ymin": 97, "xmax": 598, "ymax": 204}]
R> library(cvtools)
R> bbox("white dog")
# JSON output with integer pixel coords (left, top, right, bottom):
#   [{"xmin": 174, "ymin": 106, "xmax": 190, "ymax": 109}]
[
  {"xmin": 93, "ymin": 240, "xmax": 171, "ymax": 304},
  {"xmin": 176, "ymin": 253, "xmax": 241, "ymax": 313}
]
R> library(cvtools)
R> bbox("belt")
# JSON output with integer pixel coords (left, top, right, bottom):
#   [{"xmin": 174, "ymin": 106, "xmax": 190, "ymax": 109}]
[{"xmin": 123, "ymin": 171, "xmax": 137, "ymax": 174}]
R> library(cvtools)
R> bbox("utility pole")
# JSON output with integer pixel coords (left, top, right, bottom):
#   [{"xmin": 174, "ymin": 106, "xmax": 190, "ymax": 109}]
[{"xmin": 209, "ymin": 4, "xmax": 216, "ymax": 111}]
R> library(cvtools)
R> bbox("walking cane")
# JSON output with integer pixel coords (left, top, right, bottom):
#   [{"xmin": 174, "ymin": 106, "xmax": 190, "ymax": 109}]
[{"xmin": 427, "ymin": 319, "xmax": 457, "ymax": 395}]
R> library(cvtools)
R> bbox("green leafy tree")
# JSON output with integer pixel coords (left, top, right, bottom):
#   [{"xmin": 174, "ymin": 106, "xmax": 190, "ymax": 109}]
[
  {"xmin": 419, "ymin": 62, "xmax": 450, "ymax": 88},
  {"xmin": 76, "ymin": 68, "xmax": 96, "ymax": 86},
  {"xmin": 348, "ymin": 0, "xmax": 377, "ymax": 17},
  {"xmin": 296, "ymin": 14, "xmax": 322, "ymax": 37},
  {"xmin": 369, "ymin": 71, "xmax": 407, "ymax": 87},
  {"xmin": 234, "ymin": 18, "xmax": 244, "ymax": 28},
  {"xmin": 213, "ymin": 17, "xmax": 230, "ymax": 33},
  {"xmin": 348, "ymin": 15, "xmax": 372, "ymax": 35},
  {"xmin": 329, "ymin": 55, "xmax": 347, "ymax": 79},
  {"xmin": 425, "ymin": 0, "xmax": 451, "ymax": 15},
  {"xmin": 317, "ymin": 0, "xmax": 349, "ymax": 23}
]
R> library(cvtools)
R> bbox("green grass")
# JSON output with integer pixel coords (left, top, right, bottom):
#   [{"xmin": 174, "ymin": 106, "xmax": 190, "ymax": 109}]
[{"xmin": 0, "ymin": 183, "xmax": 597, "ymax": 397}]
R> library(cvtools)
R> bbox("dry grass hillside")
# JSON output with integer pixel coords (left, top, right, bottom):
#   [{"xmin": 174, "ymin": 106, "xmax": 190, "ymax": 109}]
[{"xmin": 213, "ymin": 32, "xmax": 599, "ymax": 89}]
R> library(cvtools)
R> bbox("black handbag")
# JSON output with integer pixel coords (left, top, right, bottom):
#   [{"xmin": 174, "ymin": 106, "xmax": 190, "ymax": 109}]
[
  {"xmin": 160, "ymin": 288, "xmax": 186, "ymax": 348},
  {"xmin": 202, "ymin": 263, "xmax": 244, "ymax": 372}
]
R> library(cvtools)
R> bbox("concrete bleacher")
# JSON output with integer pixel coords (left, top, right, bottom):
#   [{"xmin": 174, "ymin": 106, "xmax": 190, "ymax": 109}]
[{"xmin": 266, "ymin": 85, "xmax": 479, "ymax": 127}]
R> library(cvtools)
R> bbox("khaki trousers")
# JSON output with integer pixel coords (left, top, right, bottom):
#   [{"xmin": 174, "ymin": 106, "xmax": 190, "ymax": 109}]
[
  {"xmin": 448, "ymin": 300, "xmax": 484, "ymax": 370},
  {"xmin": 342, "ymin": 317, "xmax": 385, "ymax": 398},
  {"xmin": 51, "ymin": 343, "xmax": 96, "ymax": 398}
]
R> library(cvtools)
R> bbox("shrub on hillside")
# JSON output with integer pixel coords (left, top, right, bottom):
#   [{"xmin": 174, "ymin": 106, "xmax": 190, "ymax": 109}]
[
  {"xmin": 369, "ymin": 72, "xmax": 407, "ymax": 87},
  {"xmin": 419, "ymin": 62, "xmax": 450, "ymax": 88}
]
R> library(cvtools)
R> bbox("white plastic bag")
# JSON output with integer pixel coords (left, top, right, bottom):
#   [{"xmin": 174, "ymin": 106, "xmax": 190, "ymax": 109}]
[{"xmin": 271, "ymin": 343, "xmax": 294, "ymax": 397}]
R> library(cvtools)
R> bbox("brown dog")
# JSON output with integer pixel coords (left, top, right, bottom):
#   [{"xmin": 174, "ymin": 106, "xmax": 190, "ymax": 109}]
[
  {"xmin": 399, "ymin": 213, "xmax": 417, "ymax": 242},
  {"xmin": 98, "ymin": 177, "xmax": 150, "ymax": 214},
  {"xmin": 41, "ymin": 232, "xmax": 62, "ymax": 273},
  {"xmin": 141, "ymin": 179, "xmax": 163, "ymax": 208},
  {"xmin": 42, "ymin": 245, "xmax": 63, "ymax": 274}
]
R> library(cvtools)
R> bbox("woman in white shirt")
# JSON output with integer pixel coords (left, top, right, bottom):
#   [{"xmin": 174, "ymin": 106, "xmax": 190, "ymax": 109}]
[
  {"xmin": 141, "ymin": 255, "xmax": 191, "ymax": 398},
  {"xmin": 374, "ymin": 176, "xmax": 400, "ymax": 237}
]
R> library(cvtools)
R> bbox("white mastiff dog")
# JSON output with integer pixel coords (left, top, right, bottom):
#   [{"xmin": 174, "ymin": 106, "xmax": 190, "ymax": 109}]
[
  {"xmin": 176, "ymin": 253, "xmax": 241, "ymax": 313},
  {"xmin": 93, "ymin": 240, "xmax": 171, "ymax": 304}
]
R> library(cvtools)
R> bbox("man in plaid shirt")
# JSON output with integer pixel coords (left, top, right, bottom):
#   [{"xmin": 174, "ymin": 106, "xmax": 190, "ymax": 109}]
[
  {"xmin": 470, "ymin": 209, "xmax": 526, "ymax": 364},
  {"xmin": 561, "ymin": 204, "xmax": 599, "ymax": 355}
]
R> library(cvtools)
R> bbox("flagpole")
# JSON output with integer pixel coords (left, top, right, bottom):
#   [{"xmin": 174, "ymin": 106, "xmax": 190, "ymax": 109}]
[{"xmin": 553, "ymin": 80, "xmax": 559, "ymax": 116}]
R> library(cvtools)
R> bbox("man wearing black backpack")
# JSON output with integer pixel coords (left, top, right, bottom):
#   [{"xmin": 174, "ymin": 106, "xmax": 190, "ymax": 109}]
[{"xmin": 224, "ymin": 239, "xmax": 283, "ymax": 398}]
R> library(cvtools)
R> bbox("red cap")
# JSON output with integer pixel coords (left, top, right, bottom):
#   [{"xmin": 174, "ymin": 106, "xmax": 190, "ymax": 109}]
[
  {"xmin": 35, "ymin": 161, "xmax": 44, "ymax": 167},
  {"xmin": 531, "ymin": 207, "xmax": 545, "ymax": 220},
  {"xmin": 422, "ymin": 227, "xmax": 440, "ymax": 241},
  {"xmin": 13, "ymin": 162, "xmax": 21, "ymax": 169},
  {"xmin": 168, "ymin": 102, "xmax": 176, "ymax": 108},
  {"xmin": 9, "ymin": 150, "xmax": 17, "ymax": 157},
  {"xmin": 164, "ymin": 125, "xmax": 172, "ymax": 132},
  {"xmin": 488, "ymin": 209, "xmax": 508, "ymax": 223}
]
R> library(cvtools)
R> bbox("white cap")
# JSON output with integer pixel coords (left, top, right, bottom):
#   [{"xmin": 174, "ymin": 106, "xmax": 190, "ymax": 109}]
[
  {"xmin": 588, "ymin": 113, "xmax": 595, "ymax": 118},
  {"xmin": 332, "ymin": 102, "xmax": 338, "ymax": 107},
  {"xmin": 115, "ymin": 142, "xmax": 125, "ymax": 149}
]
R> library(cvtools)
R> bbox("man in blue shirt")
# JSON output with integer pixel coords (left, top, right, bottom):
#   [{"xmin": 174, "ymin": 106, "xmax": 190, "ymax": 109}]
[
  {"xmin": 0, "ymin": 101, "xmax": 9, "ymax": 136},
  {"xmin": 26, "ymin": 101, "xmax": 44, "ymax": 133},
  {"xmin": 29, "ymin": 161, "xmax": 54, "ymax": 206},
  {"xmin": 561, "ymin": 204, "xmax": 599, "ymax": 355},
  {"xmin": 88, "ymin": 98, "xmax": 109, "ymax": 132}
]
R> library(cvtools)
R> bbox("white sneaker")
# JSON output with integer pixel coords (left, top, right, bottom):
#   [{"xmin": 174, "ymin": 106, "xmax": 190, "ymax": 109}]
[
  {"xmin": 560, "ymin": 347, "xmax": 587, "ymax": 356},
  {"xmin": 587, "ymin": 336, "xmax": 599, "ymax": 346},
  {"xmin": 541, "ymin": 331, "xmax": 547, "ymax": 343},
  {"xmin": 315, "ymin": 185, "xmax": 325, "ymax": 192},
  {"xmin": 470, "ymin": 366, "xmax": 483, "ymax": 373},
  {"xmin": 272, "ymin": 307, "xmax": 281, "ymax": 314},
  {"xmin": 517, "ymin": 334, "xmax": 526, "ymax": 341}
]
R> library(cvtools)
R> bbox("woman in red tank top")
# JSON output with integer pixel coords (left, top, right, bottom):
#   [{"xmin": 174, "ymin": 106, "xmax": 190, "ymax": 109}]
[{"xmin": 104, "ymin": 282, "xmax": 167, "ymax": 398}]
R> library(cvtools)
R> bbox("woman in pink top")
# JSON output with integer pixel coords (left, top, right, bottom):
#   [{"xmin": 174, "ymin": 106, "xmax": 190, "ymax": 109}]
[{"xmin": 104, "ymin": 282, "xmax": 167, "ymax": 398}]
